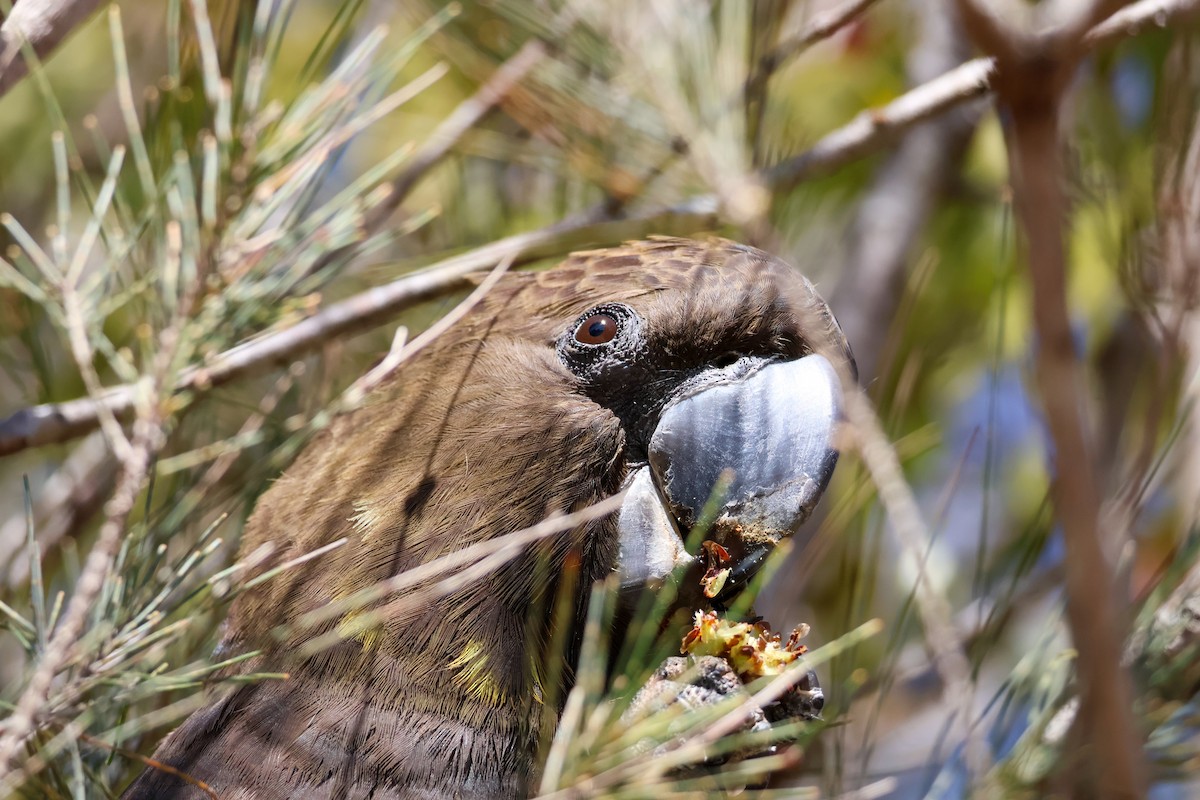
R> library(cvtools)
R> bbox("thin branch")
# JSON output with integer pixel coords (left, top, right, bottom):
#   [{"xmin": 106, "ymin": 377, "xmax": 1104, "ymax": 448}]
[
  {"xmin": 78, "ymin": 733, "xmax": 219, "ymax": 800},
  {"xmin": 955, "ymin": 0, "xmax": 1148, "ymax": 795},
  {"xmin": 765, "ymin": 56, "xmax": 996, "ymax": 190},
  {"xmin": 338, "ymin": 251, "xmax": 515, "ymax": 408},
  {"xmin": 744, "ymin": 0, "xmax": 887, "ymax": 166},
  {"xmin": 841, "ymin": 387, "xmax": 989, "ymax": 779},
  {"xmin": 1085, "ymin": 0, "xmax": 1200, "ymax": 47},
  {"xmin": 0, "ymin": 0, "xmax": 106, "ymax": 99},
  {"xmin": 760, "ymin": 0, "xmax": 886, "ymax": 74}
]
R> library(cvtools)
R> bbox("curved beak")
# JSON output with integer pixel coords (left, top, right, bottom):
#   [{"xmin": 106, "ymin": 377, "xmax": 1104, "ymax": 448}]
[{"xmin": 615, "ymin": 354, "xmax": 842, "ymax": 598}]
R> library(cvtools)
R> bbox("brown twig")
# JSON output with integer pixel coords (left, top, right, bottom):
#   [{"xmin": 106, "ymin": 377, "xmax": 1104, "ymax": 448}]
[
  {"xmin": 767, "ymin": 0, "xmax": 1197, "ymax": 190},
  {"xmin": 758, "ymin": 0, "xmax": 886, "ymax": 76},
  {"xmin": 954, "ymin": 0, "xmax": 1147, "ymax": 795},
  {"xmin": 78, "ymin": 733, "xmax": 218, "ymax": 800},
  {"xmin": 841, "ymin": 388, "xmax": 989, "ymax": 779},
  {"xmin": 0, "ymin": 0, "xmax": 106, "ymax": 99},
  {"xmin": 338, "ymin": 251, "xmax": 515, "ymax": 408},
  {"xmin": 766, "ymin": 56, "xmax": 996, "ymax": 191},
  {"xmin": 1085, "ymin": 0, "xmax": 1200, "ymax": 47}
]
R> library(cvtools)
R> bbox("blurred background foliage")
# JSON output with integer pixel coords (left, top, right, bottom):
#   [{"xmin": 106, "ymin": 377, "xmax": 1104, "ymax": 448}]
[{"xmin": 0, "ymin": 0, "xmax": 1198, "ymax": 797}]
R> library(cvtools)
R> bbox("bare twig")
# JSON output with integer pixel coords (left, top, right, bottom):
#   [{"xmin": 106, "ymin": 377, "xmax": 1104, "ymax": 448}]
[
  {"xmin": 339, "ymin": 251, "xmax": 515, "ymax": 407},
  {"xmin": 954, "ymin": 0, "xmax": 1147, "ymax": 795},
  {"xmin": 78, "ymin": 733, "xmax": 219, "ymax": 800},
  {"xmin": 760, "ymin": 0, "xmax": 886, "ymax": 73},
  {"xmin": 0, "ymin": 0, "xmax": 106, "ymax": 99},
  {"xmin": 1085, "ymin": 0, "xmax": 1200, "ymax": 47},
  {"xmin": 766, "ymin": 56, "xmax": 996, "ymax": 191},
  {"xmin": 841, "ymin": 388, "xmax": 989, "ymax": 778},
  {"xmin": 745, "ymin": 0, "xmax": 889, "ymax": 154}
]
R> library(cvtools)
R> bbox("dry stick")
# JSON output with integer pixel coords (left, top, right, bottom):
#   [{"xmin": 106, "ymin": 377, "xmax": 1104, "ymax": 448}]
[
  {"xmin": 766, "ymin": 0, "xmax": 1194, "ymax": 191},
  {"xmin": 78, "ymin": 733, "xmax": 219, "ymax": 800},
  {"xmin": 766, "ymin": 56, "xmax": 995, "ymax": 191},
  {"xmin": 842, "ymin": 388, "xmax": 989, "ymax": 779},
  {"xmin": 744, "ymin": 0, "xmax": 887, "ymax": 163},
  {"xmin": 761, "ymin": 0, "xmax": 886, "ymax": 70},
  {"xmin": 1086, "ymin": 0, "xmax": 1200, "ymax": 46},
  {"xmin": 954, "ymin": 0, "xmax": 1148, "ymax": 795},
  {"xmin": 1, "ymin": 0, "xmax": 1195, "ymax": 460},
  {"xmin": 1008, "ymin": 85, "xmax": 1146, "ymax": 800},
  {"xmin": 0, "ymin": 0, "xmax": 106, "ymax": 99},
  {"xmin": 339, "ymin": 250, "xmax": 515, "ymax": 407}
]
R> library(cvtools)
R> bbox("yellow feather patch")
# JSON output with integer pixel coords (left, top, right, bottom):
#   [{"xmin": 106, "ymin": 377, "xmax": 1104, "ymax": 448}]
[
  {"xmin": 349, "ymin": 500, "xmax": 383, "ymax": 542},
  {"xmin": 528, "ymin": 649, "xmax": 546, "ymax": 706},
  {"xmin": 335, "ymin": 606, "xmax": 383, "ymax": 652},
  {"xmin": 448, "ymin": 640, "xmax": 506, "ymax": 707}
]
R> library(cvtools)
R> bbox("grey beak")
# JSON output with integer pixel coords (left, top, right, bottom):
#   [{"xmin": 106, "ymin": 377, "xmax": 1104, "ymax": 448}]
[
  {"xmin": 614, "ymin": 466, "xmax": 694, "ymax": 589},
  {"xmin": 615, "ymin": 354, "xmax": 842, "ymax": 593}
]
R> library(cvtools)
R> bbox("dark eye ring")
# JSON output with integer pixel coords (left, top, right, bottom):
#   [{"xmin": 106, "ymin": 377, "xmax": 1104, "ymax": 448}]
[{"xmin": 574, "ymin": 312, "xmax": 619, "ymax": 345}]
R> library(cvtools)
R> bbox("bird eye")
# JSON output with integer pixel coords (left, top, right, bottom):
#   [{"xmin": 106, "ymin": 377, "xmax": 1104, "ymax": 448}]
[{"xmin": 574, "ymin": 313, "xmax": 619, "ymax": 345}]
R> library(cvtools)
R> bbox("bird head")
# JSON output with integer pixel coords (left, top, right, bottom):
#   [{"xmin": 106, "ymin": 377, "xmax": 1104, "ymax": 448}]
[
  {"xmin": 225, "ymin": 236, "xmax": 852, "ymax": 677},
  {"xmin": 517, "ymin": 236, "xmax": 852, "ymax": 604}
]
